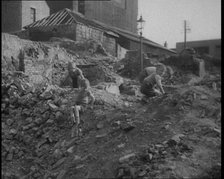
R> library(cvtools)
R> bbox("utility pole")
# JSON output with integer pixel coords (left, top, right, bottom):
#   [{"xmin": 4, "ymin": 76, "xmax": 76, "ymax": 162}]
[
  {"xmin": 183, "ymin": 20, "xmax": 191, "ymax": 49},
  {"xmin": 137, "ymin": 15, "xmax": 145, "ymax": 72},
  {"xmin": 140, "ymin": 32, "xmax": 143, "ymax": 71}
]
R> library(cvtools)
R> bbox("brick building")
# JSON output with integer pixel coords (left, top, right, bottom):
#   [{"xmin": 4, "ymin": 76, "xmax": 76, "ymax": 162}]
[
  {"xmin": 2, "ymin": 0, "xmax": 50, "ymax": 33},
  {"xmin": 2, "ymin": 0, "xmax": 138, "ymax": 34},
  {"xmin": 176, "ymin": 39, "xmax": 221, "ymax": 59}
]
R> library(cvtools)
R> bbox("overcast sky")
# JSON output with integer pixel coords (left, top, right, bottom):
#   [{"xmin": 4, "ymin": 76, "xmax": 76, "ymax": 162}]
[{"xmin": 138, "ymin": 0, "xmax": 221, "ymax": 48}]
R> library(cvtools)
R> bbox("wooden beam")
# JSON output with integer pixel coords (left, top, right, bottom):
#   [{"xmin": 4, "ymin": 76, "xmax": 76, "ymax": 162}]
[{"xmin": 46, "ymin": 10, "xmax": 66, "ymax": 26}]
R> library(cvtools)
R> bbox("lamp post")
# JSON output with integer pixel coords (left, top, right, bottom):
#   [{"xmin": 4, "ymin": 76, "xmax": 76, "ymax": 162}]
[{"xmin": 137, "ymin": 15, "xmax": 145, "ymax": 71}]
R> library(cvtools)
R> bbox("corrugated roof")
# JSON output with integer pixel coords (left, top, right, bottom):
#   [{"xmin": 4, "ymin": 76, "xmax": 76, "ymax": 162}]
[{"xmin": 24, "ymin": 8, "xmax": 176, "ymax": 54}]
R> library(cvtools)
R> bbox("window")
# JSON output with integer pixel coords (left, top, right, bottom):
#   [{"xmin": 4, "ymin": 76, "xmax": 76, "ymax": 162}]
[
  {"xmin": 78, "ymin": 0, "xmax": 85, "ymax": 15},
  {"xmin": 30, "ymin": 7, "xmax": 36, "ymax": 23}
]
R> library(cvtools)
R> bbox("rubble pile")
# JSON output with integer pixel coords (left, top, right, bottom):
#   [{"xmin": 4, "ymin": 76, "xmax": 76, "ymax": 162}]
[
  {"xmin": 194, "ymin": 73, "xmax": 221, "ymax": 91},
  {"xmin": 2, "ymin": 33, "xmax": 124, "ymax": 91},
  {"xmin": 81, "ymin": 58, "xmax": 122, "ymax": 86},
  {"xmin": 1, "ymin": 71, "xmax": 126, "ymax": 178},
  {"xmin": 115, "ymin": 52, "xmax": 153, "ymax": 78},
  {"xmin": 2, "ymin": 33, "xmax": 221, "ymax": 178},
  {"xmin": 117, "ymin": 138, "xmax": 193, "ymax": 179}
]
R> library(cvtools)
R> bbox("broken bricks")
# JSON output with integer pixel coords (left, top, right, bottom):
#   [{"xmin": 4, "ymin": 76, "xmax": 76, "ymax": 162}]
[
  {"xmin": 167, "ymin": 134, "xmax": 185, "ymax": 146},
  {"xmin": 119, "ymin": 153, "xmax": 136, "ymax": 163},
  {"xmin": 120, "ymin": 122, "xmax": 136, "ymax": 132}
]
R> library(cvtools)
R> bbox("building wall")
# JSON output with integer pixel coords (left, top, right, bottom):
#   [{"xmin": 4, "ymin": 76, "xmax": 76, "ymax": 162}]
[
  {"xmin": 83, "ymin": 0, "xmax": 138, "ymax": 34},
  {"xmin": 129, "ymin": 40, "xmax": 175, "ymax": 57},
  {"xmin": 46, "ymin": 0, "xmax": 74, "ymax": 14},
  {"xmin": 21, "ymin": 1, "xmax": 50, "ymax": 29},
  {"xmin": 2, "ymin": 0, "xmax": 50, "ymax": 32},
  {"xmin": 102, "ymin": 34, "xmax": 117, "ymax": 57},
  {"xmin": 2, "ymin": 1, "xmax": 22, "ymax": 32},
  {"xmin": 28, "ymin": 24, "xmax": 77, "ymax": 41},
  {"xmin": 76, "ymin": 24, "xmax": 116, "ymax": 56},
  {"xmin": 46, "ymin": 0, "xmax": 138, "ymax": 33},
  {"xmin": 76, "ymin": 24, "xmax": 104, "ymax": 42},
  {"xmin": 176, "ymin": 39, "xmax": 221, "ymax": 59}
]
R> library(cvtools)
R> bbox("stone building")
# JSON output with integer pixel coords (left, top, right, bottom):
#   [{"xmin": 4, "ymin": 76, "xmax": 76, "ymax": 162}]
[{"xmin": 2, "ymin": 0, "xmax": 138, "ymax": 34}]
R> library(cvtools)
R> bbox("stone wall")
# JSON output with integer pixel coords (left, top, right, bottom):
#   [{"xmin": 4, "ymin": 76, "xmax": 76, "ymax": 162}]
[
  {"xmin": 102, "ymin": 34, "xmax": 117, "ymax": 57},
  {"xmin": 76, "ymin": 24, "xmax": 104, "ymax": 42},
  {"xmin": 28, "ymin": 24, "xmax": 77, "ymax": 41},
  {"xmin": 76, "ymin": 24, "xmax": 116, "ymax": 56}
]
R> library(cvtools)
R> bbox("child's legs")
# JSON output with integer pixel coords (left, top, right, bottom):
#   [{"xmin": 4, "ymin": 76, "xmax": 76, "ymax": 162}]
[{"xmin": 71, "ymin": 105, "xmax": 82, "ymax": 137}]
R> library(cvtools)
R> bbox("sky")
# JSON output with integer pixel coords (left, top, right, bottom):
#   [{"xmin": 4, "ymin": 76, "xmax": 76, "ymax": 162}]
[{"xmin": 138, "ymin": 0, "xmax": 221, "ymax": 49}]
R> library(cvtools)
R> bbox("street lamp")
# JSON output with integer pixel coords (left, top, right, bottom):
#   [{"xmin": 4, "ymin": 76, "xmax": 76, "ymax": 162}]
[{"xmin": 137, "ymin": 15, "xmax": 145, "ymax": 71}]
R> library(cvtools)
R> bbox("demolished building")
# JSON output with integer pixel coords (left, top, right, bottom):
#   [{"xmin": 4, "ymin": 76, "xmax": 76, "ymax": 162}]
[{"xmin": 13, "ymin": 8, "xmax": 176, "ymax": 59}]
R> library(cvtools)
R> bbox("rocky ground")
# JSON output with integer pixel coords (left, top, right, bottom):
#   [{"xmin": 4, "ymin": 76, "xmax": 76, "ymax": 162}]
[{"xmin": 1, "ymin": 34, "xmax": 221, "ymax": 179}]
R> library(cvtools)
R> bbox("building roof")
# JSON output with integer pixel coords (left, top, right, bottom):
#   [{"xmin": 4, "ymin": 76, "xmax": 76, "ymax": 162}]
[
  {"xmin": 24, "ymin": 8, "xmax": 118, "ymax": 37},
  {"xmin": 24, "ymin": 8, "xmax": 176, "ymax": 54}
]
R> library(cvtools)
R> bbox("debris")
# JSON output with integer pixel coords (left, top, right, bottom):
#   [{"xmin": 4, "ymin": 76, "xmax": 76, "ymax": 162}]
[
  {"xmin": 9, "ymin": 129, "xmax": 17, "ymax": 135},
  {"xmin": 96, "ymin": 122, "xmax": 104, "ymax": 129},
  {"xmin": 121, "ymin": 122, "xmax": 136, "ymax": 132},
  {"xmin": 75, "ymin": 164, "xmax": 85, "ymax": 169},
  {"xmin": 119, "ymin": 153, "xmax": 136, "ymax": 163},
  {"xmin": 200, "ymin": 94, "xmax": 208, "ymax": 100},
  {"xmin": 96, "ymin": 133, "xmax": 108, "ymax": 138},
  {"xmin": 6, "ymin": 153, "xmax": 14, "ymax": 161},
  {"xmin": 48, "ymin": 103, "xmax": 58, "ymax": 110},
  {"xmin": 1, "ymin": 32, "xmax": 221, "ymax": 179},
  {"xmin": 138, "ymin": 170, "xmax": 147, "ymax": 177},
  {"xmin": 163, "ymin": 124, "xmax": 170, "ymax": 130},
  {"xmin": 73, "ymin": 155, "xmax": 81, "ymax": 162},
  {"xmin": 51, "ymin": 157, "xmax": 67, "ymax": 169},
  {"xmin": 212, "ymin": 82, "xmax": 217, "ymax": 91},
  {"xmin": 168, "ymin": 134, "xmax": 185, "ymax": 146},
  {"xmin": 67, "ymin": 146, "xmax": 75, "ymax": 153},
  {"xmin": 6, "ymin": 119, "xmax": 14, "ymax": 126},
  {"xmin": 55, "ymin": 111, "xmax": 63, "ymax": 120},
  {"xmin": 118, "ymin": 143, "xmax": 125, "ymax": 148},
  {"xmin": 56, "ymin": 169, "xmax": 67, "ymax": 179},
  {"xmin": 117, "ymin": 168, "xmax": 124, "ymax": 178}
]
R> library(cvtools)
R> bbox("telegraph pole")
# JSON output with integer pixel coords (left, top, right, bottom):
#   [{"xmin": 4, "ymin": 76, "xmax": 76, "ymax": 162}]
[
  {"xmin": 140, "ymin": 31, "xmax": 143, "ymax": 71},
  {"xmin": 183, "ymin": 20, "xmax": 191, "ymax": 49},
  {"xmin": 137, "ymin": 15, "xmax": 145, "ymax": 71},
  {"xmin": 184, "ymin": 20, "xmax": 186, "ymax": 49}
]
